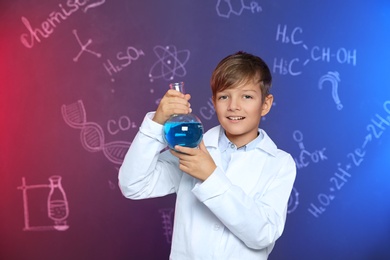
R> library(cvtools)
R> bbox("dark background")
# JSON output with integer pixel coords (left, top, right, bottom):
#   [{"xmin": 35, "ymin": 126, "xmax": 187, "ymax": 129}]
[{"xmin": 1, "ymin": 1, "xmax": 389, "ymax": 259}]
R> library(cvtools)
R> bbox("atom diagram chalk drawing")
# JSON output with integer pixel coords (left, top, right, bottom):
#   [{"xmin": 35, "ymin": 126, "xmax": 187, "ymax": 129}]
[{"xmin": 148, "ymin": 45, "xmax": 190, "ymax": 82}]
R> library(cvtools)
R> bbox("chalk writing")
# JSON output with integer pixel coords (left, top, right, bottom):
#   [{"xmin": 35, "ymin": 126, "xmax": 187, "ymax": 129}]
[
  {"xmin": 319, "ymin": 71, "xmax": 343, "ymax": 110},
  {"xmin": 273, "ymin": 24, "xmax": 357, "ymax": 76},
  {"xmin": 159, "ymin": 208, "xmax": 174, "ymax": 244},
  {"xmin": 293, "ymin": 130, "xmax": 328, "ymax": 169},
  {"xmin": 61, "ymin": 100, "xmax": 131, "ymax": 164},
  {"xmin": 107, "ymin": 116, "xmax": 137, "ymax": 135},
  {"xmin": 20, "ymin": 0, "xmax": 106, "ymax": 49},
  {"xmin": 83, "ymin": 0, "xmax": 106, "ymax": 13},
  {"xmin": 199, "ymin": 97, "xmax": 216, "ymax": 120},
  {"xmin": 287, "ymin": 187, "xmax": 299, "ymax": 214},
  {"xmin": 73, "ymin": 29, "xmax": 102, "ymax": 62},
  {"xmin": 17, "ymin": 176, "xmax": 69, "ymax": 231},
  {"xmin": 308, "ymin": 100, "xmax": 390, "ymax": 218},
  {"xmin": 216, "ymin": 0, "xmax": 262, "ymax": 18},
  {"xmin": 148, "ymin": 45, "xmax": 190, "ymax": 82},
  {"xmin": 103, "ymin": 46, "xmax": 145, "ymax": 83}
]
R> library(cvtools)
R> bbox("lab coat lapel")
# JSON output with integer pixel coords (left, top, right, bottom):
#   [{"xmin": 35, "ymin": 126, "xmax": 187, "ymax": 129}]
[{"xmin": 225, "ymin": 150, "xmax": 267, "ymax": 194}]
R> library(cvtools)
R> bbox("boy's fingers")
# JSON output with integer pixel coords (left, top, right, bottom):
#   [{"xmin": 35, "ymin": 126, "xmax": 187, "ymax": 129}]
[
  {"xmin": 199, "ymin": 140, "xmax": 205, "ymax": 150},
  {"xmin": 167, "ymin": 89, "xmax": 185, "ymax": 97},
  {"xmin": 173, "ymin": 145, "xmax": 193, "ymax": 155}
]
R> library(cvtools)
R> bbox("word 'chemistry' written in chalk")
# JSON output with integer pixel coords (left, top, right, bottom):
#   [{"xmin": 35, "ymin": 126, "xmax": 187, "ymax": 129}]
[{"xmin": 20, "ymin": 0, "xmax": 106, "ymax": 49}]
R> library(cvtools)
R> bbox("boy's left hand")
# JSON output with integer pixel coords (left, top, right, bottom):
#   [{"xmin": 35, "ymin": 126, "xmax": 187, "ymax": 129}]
[{"xmin": 170, "ymin": 140, "xmax": 216, "ymax": 181}]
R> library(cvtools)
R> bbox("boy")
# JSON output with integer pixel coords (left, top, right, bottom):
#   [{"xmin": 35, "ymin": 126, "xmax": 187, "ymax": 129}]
[{"xmin": 118, "ymin": 51, "xmax": 296, "ymax": 259}]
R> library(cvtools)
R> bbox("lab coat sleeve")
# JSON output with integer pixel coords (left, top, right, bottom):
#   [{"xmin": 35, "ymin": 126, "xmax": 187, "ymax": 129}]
[
  {"xmin": 118, "ymin": 112, "xmax": 182, "ymax": 199},
  {"xmin": 192, "ymin": 152, "xmax": 296, "ymax": 250}
]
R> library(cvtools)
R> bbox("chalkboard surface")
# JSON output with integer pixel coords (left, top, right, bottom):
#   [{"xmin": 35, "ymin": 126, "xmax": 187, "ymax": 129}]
[{"xmin": 1, "ymin": 1, "xmax": 390, "ymax": 259}]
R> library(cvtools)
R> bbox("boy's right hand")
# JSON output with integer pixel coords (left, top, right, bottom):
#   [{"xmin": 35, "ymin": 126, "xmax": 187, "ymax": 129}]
[{"xmin": 152, "ymin": 89, "xmax": 192, "ymax": 125}]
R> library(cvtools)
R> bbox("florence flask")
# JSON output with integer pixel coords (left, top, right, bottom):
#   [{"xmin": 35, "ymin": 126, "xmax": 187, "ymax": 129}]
[{"xmin": 163, "ymin": 82, "xmax": 204, "ymax": 150}]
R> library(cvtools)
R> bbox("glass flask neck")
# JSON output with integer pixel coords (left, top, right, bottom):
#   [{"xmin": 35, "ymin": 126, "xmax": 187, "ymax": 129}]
[{"xmin": 169, "ymin": 82, "xmax": 185, "ymax": 93}]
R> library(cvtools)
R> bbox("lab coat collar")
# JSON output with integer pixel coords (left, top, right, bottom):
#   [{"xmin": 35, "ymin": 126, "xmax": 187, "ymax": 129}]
[{"xmin": 203, "ymin": 126, "xmax": 278, "ymax": 157}]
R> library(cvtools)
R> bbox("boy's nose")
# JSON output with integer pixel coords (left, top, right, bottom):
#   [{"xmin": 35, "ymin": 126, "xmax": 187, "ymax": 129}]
[{"xmin": 228, "ymin": 98, "xmax": 241, "ymax": 111}]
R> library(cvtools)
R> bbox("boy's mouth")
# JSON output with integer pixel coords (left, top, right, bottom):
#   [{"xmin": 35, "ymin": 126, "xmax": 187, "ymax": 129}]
[{"xmin": 227, "ymin": 116, "xmax": 245, "ymax": 121}]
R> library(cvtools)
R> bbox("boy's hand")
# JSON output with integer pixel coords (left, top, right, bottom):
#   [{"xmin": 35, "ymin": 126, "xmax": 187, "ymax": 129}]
[
  {"xmin": 170, "ymin": 141, "xmax": 216, "ymax": 181},
  {"xmin": 152, "ymin": 89, "xmax": 192, "ymax": 125}
]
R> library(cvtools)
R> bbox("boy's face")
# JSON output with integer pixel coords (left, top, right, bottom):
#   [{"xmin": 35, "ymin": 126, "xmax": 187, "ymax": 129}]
[{"xmin": 213, "ymin": 80, "xmax": 273, "ymax": 147}]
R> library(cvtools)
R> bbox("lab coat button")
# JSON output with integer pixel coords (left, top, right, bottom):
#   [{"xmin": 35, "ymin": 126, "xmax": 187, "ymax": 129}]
[{"xmin": 214, "ymin": 224, "xmax": 220, "ymax": 231}]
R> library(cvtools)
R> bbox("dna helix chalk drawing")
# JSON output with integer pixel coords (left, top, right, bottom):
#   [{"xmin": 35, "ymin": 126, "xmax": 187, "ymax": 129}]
[{"xmin": 61, "ymin": 100, "xmax": 131, "ymax": 165}]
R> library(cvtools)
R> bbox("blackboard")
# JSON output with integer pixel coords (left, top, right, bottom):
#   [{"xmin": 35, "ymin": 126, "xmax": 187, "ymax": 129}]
[{"xmin": 1, "ymin": 1, "xmax": 390, "ymax": 259}]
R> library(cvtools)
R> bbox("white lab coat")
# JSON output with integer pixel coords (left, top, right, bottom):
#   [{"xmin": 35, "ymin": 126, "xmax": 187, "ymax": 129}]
[{"xmin": 119, "ymin": 112, "xmax": 296, "ymax": 260}]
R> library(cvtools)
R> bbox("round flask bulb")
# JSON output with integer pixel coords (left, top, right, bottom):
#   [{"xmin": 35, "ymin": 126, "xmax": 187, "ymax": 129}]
[{"xmin": 163, "ymin": 82, "xmax": 204, "ymax": 150}]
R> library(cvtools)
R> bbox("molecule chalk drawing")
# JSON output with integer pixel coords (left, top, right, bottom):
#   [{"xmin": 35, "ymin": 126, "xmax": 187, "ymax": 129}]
[
  {"xmin": 73, "ymin": 29, "xmax": 102, "ymax": 62},
  {"xmin": 61, "ymin": 100, "xmax": 131, "ymax": 165},
  {"xmin": 273, "ymin": 24, "xmax": 357, "ymax": 77},
  {"xmin": 293, "ymin": 130, "xmax": 328, "ymax": 169},
  {"xmin": 73, "ymin": 29, "xmax": 145, "ymax": 83},
  {"xmin": 216, "ymin": 0, "xmax": 262, "ymax": 18},
  {"xmin": 17, "ymin": 176, "xmax": 69, "ymax": 231},
  {"xmin": 148, "ymin": 45, "xmax": 190, "ymax": 82},
  {"xmin": 273, "ymin": 24, "xmax": 355, "ymax": 110},
  {"xmin": 103, "ymin": 46, "xmax": 145, "ymax": 83},
  {"xmin": 159, "ymin": 208, "xmax": 174, "ymax": 244},
  {"xmin": 319, "ymin": 71, "xmax": 343, "ymax": 110},
  {"xmin": 308, "ymin": 100, "xmax": 390, "ymax": 218}
]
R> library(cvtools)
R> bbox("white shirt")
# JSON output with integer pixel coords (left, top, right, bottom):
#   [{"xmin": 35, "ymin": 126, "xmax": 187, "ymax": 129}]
[
  {"xmin": 119, "ymin": 112, "xmax": 296, "ymax": 260},
  {"xmin": 219, "ymin": 126, "xmax": 263, "ymax": 172}
]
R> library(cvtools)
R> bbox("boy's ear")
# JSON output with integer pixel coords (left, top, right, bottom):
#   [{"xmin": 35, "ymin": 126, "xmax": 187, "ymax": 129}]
[{"xmin": 261, "ymin": 94, "xmax": 274, "ymax": 116}]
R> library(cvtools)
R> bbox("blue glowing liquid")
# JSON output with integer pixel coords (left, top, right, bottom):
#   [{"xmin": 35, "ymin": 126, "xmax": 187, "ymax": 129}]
[{"xmin": 163, "ymin": 121, "xmax": 203, "ymax": 149}]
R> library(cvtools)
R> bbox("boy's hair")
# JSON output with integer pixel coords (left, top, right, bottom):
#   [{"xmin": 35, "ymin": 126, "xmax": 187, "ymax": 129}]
[{"xmin": 210, "ymin": 51, "xmax": 272, "ymax": 101}]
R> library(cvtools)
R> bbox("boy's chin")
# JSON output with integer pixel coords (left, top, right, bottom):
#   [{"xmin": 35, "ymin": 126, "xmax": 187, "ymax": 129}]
[{"xmin": 223, "ymin": 127, "xmax": 248, "ymax": 137}]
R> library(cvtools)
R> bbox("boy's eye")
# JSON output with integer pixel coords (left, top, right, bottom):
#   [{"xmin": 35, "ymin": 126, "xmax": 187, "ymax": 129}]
[
  {"xmin": 218, "ymin": 95, "xmax": 228, "ymax": 100},
  {"xmin": 243, "ymin": 95, "xmax": 253, "ymax": 99}
]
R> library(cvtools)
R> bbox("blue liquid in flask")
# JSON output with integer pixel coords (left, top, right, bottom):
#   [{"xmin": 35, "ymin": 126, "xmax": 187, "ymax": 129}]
[
  {"xmin": 163, "ymin": 82, "xmax": 204, "ymax": 150},
  {"xmin": 164, "ymin": 120, "xmax": 203, "ymax": 149}
]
